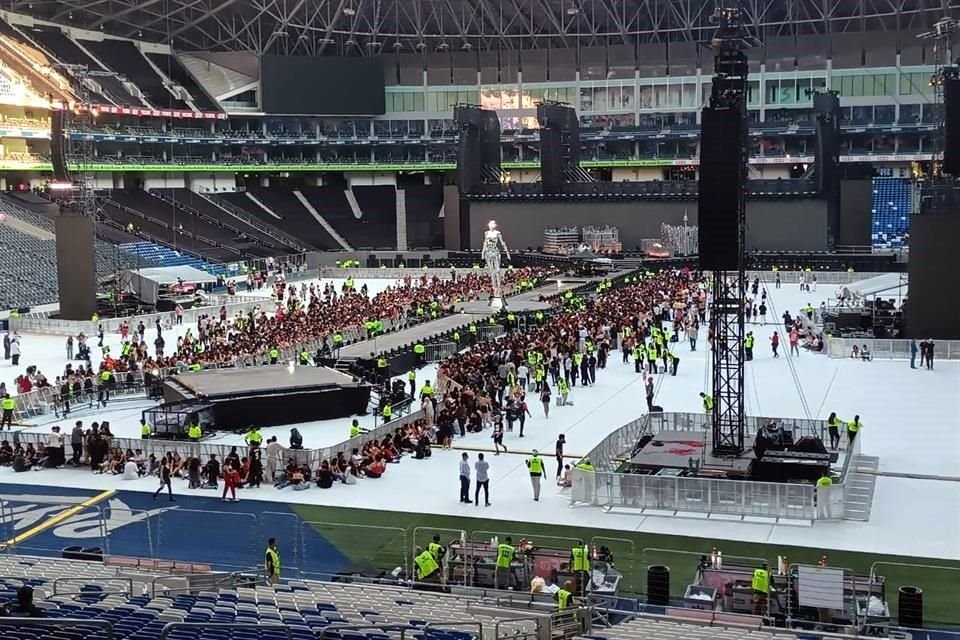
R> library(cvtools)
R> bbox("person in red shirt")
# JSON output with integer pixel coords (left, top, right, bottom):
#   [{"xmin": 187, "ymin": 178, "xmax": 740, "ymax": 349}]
[
  {"xmin": 222, "ymin": 462, "xmax": 241, "ymax": 502},
  {"xmin": 770, "ymin": 331, "xmax": 780, "ymax": 358}
]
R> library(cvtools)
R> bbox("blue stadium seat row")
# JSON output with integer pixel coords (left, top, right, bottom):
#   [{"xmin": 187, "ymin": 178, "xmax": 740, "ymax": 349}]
[
  {"xmin": 119, "ymin": 242, "xmax": 229, "ymax": 277},
  {"xmin": 871, "ymin": 176, "xmax": 911, "ymax": 250}
]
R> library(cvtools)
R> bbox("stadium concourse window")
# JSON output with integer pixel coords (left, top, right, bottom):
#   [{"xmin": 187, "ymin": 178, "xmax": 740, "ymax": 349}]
[
  {"xmin": 835, "ymin": 72, "xmax": 897, "ymax": 97},
  {"xmin": 899, "ymin": 71, "xmax": 934, "ymax": 96},
  {"xmin": 577, "ymin": 85, "xmax": 635, "ymax": 112},
  {"xmin": 764, "ymin": 76, "xmax": 827, "ymax": 105},
  {"xmin": 523, "ymin": 86, "xmax": 576, "ymax": 106},
  {"xmin": 426, "ymin": 90, "xmax": 476, "ymax": 112},
  {"xmin": 385, "ymin": 91, "xmax": 425, "ymax": 113}
]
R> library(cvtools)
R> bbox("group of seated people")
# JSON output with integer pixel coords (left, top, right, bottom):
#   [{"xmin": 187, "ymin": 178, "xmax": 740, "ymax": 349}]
[
  {"xmin": 850, "ymin": 344, "xmax": 873, "ymax": 361},
  {"xmin": 274, "ymin": 417, "xmax": 436, "ymax": 491}
]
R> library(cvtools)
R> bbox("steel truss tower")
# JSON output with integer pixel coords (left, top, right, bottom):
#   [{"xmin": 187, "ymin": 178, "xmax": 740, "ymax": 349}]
[{"xmin": 705, "ymin": 7, "xmax": 756, "ymax": 457}]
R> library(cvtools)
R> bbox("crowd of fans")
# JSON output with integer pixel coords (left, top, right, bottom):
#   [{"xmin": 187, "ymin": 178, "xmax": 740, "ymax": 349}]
[{"xmin": 434, "ymin": 269, "xmax": 704, "ymax": 454}]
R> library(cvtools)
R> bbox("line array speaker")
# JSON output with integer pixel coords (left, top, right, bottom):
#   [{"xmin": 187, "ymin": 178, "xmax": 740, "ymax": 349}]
[
  {"xmin": 50, "ymin": 109, "xmax": 70, "ymax": 183},
  {"xmin": 944, "ymin": 78, "xmax": 960, "ymax": 176},
  {"xmin": 697, "ymin": 105, "xmax": 744, "ymax": 271}
]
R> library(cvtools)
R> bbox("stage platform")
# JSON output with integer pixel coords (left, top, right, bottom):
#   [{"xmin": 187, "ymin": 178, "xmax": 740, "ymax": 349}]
[
  {"xmin": 627, "ymin": 430, "xmax": 755, "ymax": 477},
  {"xmin": 164, "ymin": 366, "xmax": 370, "ymax": 430},
  {"xmin": 339, "ymin": 279, "xmax": 589, "ymax": 358}
]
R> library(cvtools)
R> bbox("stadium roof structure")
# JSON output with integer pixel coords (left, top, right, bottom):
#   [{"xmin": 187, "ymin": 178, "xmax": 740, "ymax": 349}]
[{"xmin": 8, "ymin": 0, "xmax": 957, "ymax": 53}]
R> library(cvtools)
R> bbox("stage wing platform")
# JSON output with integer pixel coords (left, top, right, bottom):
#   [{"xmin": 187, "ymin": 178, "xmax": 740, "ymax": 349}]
[
  {"xmin": 626, "ymin": 430, "xmax": 755, "ymax": 477},
  {"xmin": 163, "ymin": 366, "xmax": 370, "ymax": 430}
]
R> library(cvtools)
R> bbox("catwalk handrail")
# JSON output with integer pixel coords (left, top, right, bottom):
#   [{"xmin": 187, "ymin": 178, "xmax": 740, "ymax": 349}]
[
  {"xmin": 825, "ymin": 337, "xmax": 960, "ymax": 360},
  {"xmin": 14, "ymin": 409, "xmax": 428, "ymax": 473},
  {"xmin": 0, "ymin": 619, "xmax": 115, "ymax": 640}
]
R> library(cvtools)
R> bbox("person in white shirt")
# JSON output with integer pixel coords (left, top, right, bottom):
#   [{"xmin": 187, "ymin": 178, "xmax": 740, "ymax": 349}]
[
  {"xmin": 46, "ymin": 426, "xmax": 65, "ymax": 467},
  {"xmin": 458, "ymin": 452, "xmax": 471, "ymax": 504},
  {"xmin": 474, "ymin": 453, "xmax": 490, "ymax": 507},
  {"xmin": 122, "ymin": 459, "xmax": 139, "ymax": 480},
  {"xmin": 517, "ymin": 364, "xmax": 529, "ymax": 390}
]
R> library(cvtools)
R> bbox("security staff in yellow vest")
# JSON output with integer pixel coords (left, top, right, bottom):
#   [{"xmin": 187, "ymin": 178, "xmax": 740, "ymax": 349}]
[
  {"xmin": 265, "ymin": 538, "xmax": 281, "ymax": 585},
  {"xmin": 645, "ymin": 342, "xmax": 658, "ymax": 374},
  {"xmin": 826, "ymin": 412, "xmax": 843, "ymax": 450},
  {"xmin": 298, "ymin": 349, "xmax": 311, "ymax": 366},
  {"xmin": 495, "ymin": 536, "xmax": 516, "ymax": 589},
  {"xmin": 452, "ymin": 330, "xmax": 461, "ymax": 344},
  {"xmin": 407, "ymin": 369, "xmax": 416, "ymax": 398},
  {"xmin": 414, "ymin": 547, "xmax": 441, "ymax": 586},
  {"xmin": 332, "ymin": 332, "xmax": 344, "ymax": 354},
  {"xmin": 245, "ymin": 427, "xmax": 263, "ymax": 450},
  {"xmin": 428, "ymin": 535, "xmax": 446, "ymax": 564},
  {"xmin": 269, "ymin": 347, "xmax": 280, "ymax": 364},
  {"xmin": 350, "ymin": 419, "xmax": 368, "ymax": 438},
  {"xmin": 816, "ymin": 472, "xmax": 834, "ymax": 519},
  {"xmin": 744, "ymin": 332, "xmax": 755, "ymax": 361},
  {"xmin": 420, "ymin": 381, "xmax": 434, "ymax": 401},
  {"xmin": 1, "ymin": 394, "xmax": 14, "ymax": 430},
  {"xmin": 526, "ymin": 450, "xmax": 545, "ymax": 501},
  {"xmin": 413, "ymin": 342, "xmax": 426, "ymax": 366},
  {"xmin": 570, "ymin": 542, "xmax": 590, "ymax": 595},
  {"xmin": 751, "ymin": 562, "xmax": 770, "ymax": 615},
  {"xmin": 468, "ymin": 322, "xmax": 478, "ymax": 344},
  {"xmin": 555, "ymin": 581, "xmax": 575, "ymax": 611},
  {"xmin": 376, "ymin": 356, "xmax": 388, "ymax": 382},
  {"xmin": 98, "ymin": 370, "xmax": 113, "ymax": 407},
  {"xmin": 140, "ymin": 418, "xmax": 152, "ymax": 439},
  {"xmin": 846, "ymin": 415, "xmax": 863, "ymax": 447},
  {"xmin": 381, "ymin": 403, "xmax": 392, "ymax": 422},
  {"xmin": 700, "ymin": 392, "xmax": 714, "ymax": 413},
  {"xmin": 187, "ymin": 421, "xmax": 202, "ymax": 442}
]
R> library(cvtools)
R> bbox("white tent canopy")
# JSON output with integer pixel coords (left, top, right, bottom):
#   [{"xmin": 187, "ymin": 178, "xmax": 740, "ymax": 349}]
[{"xmin": 125, "ymin": 265, "xmax": 218, "ymax": 304}]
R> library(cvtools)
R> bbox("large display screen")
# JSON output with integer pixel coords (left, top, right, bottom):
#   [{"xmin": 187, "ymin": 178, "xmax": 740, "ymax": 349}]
[{"xmin": 260, "ymin": 55, "xmax": 385, "ymax": 115}]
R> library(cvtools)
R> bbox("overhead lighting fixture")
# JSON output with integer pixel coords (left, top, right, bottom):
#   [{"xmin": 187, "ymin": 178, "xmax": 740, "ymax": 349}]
[
  {"xmin": 392, "ymin": 41, "xmax": 403, "ymax": 49},
  {"xmin": 366, "ymin": 41, "xmax": 382, "ymax": 47},
  {"xmin": 345, "ymin": 38, "xmax": 358, "ymax": 46},
  {"xmin": 343, "ymin": 4, "xmax": 356, "ymax": 16},
  {"xmin": 437, "ymin": 42, "xmax": 449, "ymax": 50},
  {"xmin": 461, "ymin": 42, "xmax": 472, "ymax": 50},
  {"xmin": 272, "ymin": 29, "xmax": 289, "ymax": 37},
  {"xmin": 298, "ymin": 32, "xmax": 309, "ymax": 40},
  {"xmin": 415, "ymin": 42, "xmax": 427, "ymax": 50},
  {"xmin": 318, "ymin": 37, "xmax": 336, "ymax": 44},
  {"xmin": 567, "ymin": 3, "xmax": 579, "ymax": 15}
]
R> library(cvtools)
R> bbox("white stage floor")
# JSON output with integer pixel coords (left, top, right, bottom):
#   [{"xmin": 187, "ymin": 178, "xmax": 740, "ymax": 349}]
[{"xmin": 1, "ymin": 274, "xmax": 957, "ymax": 561}]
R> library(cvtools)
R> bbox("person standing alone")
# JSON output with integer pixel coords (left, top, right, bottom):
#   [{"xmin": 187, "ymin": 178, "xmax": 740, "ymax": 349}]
[
  {"xmin": 526, "ymin": 449, "xmax": 545, "ymax": 501},
  {"xmin": 474, "ymin": 453, "xmax": 490, "ymax": 507},
  {"xmin": 264, "ymin": 538, "xmax": 281, "ymax": 585},
  {"xmin": 458, "ymin": 452, "xmax": 472, "ymax": 504},
  {"xmin": 770, "ymin": 331, "xmax": 780, "ymax": 358}
]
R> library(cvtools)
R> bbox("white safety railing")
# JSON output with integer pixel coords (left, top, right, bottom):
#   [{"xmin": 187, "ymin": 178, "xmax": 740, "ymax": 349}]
[
  {"xmin": 746, "ymin": 270, "xmax": 894, "ymax": 285},
  {"xmin": 16, "ymin": 409, "xmax": 427, "ymax": 474},
  {"xmin": 825, "ymin": 337, "xmax": 960, "ymax": 360},
  {"xmin": 11, "ymin": 294, "xmax": 272, "ymax": 336},
  {"xmin": 572, "ymin": 468, "xmax": 816, "ymax": 521}
]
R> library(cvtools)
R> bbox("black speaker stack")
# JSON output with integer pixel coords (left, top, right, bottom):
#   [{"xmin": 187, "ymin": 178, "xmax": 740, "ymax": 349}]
[
  {"xmin": 944, "ymin": 77, "xmax": 960, "ymax": 176},
  {"xmin": 454, "ymin": 105, "xmax": 502, "ymax": 195},
  {"xmin": 50, "ymin": 109, "xmax": 71, "ymax": 183},
  {"xmin": 698, "ymin": 105, "xmax": 745, "ymax": 270},
  {"xmin": 814, "ymin": 92, "xmax": 841, "ymax": 247},
  {"xmin": 536, "ymin": 101, "xmax": 583, "ymax": 194}
]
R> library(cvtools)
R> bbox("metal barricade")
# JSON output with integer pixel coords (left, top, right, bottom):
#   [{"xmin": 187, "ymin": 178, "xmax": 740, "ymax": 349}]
[
  {"xmin": 162, "ymin": 622, "xmax": 291, "ymax": 640},
  {"xmin": 157, "ymin": 508, "xmax": 257, "ymax": 571},
  {"xmin": 425, "ymin": 341, "xmax": 457, "ymax": 363},
  {"xmin": 869, "ymin": 562, "xmax": 960, "ymax": 628},
  {"xmin": 0, "ymin": 619, "xmax": 114, "ymax": 640},
  {"xmin": 413, "ymin": 526, "xmax": 467, "ymax": 586},
  {"xmin": 827, "ymin": 336, "xmax": 960, "ymax": 360},
  {"xmin": 299, "ymin": 521, "xmax": 409, "ymax": 582},
  {"xmin": 590, "ymin": 536, "xmax": 637, "ymax": 595},
  {"xmin": 259, "ymin": 510, "xmax": 302, "ymax": 579},
  {"xmin": 3, "ymin": 502, "xmax": 108, "ymax": 559},
  {"xmin": 641, "ymin": 548, "xmax": 770, "ymax": 600},
  {"xmin": 477, "ymin": 325, "xmax": 506, "ymax": 342}
]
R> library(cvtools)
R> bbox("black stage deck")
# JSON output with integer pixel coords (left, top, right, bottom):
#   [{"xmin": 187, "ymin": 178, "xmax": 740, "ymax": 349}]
[
  {"xmin": 164, "ymin": 366, "xmax": 370, "ymax": 430},
  {"xmin": 627, "ymin": 430, "xmax": 755, "ymax": 477}
]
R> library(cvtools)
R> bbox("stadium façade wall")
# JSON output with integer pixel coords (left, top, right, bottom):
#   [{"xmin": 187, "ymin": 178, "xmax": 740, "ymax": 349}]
[{"xmin": 461, "ymin": 200, "xmax": 829, "ymax": 252}]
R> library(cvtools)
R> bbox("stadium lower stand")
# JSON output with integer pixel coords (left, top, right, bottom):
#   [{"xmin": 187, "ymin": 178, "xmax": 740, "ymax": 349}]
[{"xmin": 871, "ymin": 177, "xmax": 912, "ymax": 251}]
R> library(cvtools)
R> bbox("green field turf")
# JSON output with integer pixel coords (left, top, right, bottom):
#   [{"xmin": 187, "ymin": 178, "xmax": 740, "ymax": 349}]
[{"xmin": 292, "ymin": 504, "xmax": 960, "ymax": 627}]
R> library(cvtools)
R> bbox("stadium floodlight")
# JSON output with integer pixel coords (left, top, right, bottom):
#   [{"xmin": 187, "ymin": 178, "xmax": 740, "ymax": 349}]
[
  {"xmin": 566, "ymin": 3, "xmax": 579, "ymax": 15},
  {"xmin": 343, "ymin": 3, "xmax": 356, "ymax": 16},
  {"xmin": 437, "ymin": 41, "xmax": 449, "ymax": 50},
  {"xmin": 345, "ymin": 38, "xmax": 358, "ymax": 46},
  {"xmin": 415, "ymin": 42, "xmax": 427, "ymax": 50}
]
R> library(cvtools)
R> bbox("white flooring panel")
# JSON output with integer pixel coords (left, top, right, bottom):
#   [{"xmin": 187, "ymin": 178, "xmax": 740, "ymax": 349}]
[{"xmin": 0, "ymin": 274, "xmax": 956, "ymax": 561}]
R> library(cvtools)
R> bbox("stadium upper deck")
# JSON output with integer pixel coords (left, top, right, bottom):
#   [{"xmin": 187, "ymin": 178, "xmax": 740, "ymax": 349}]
[{"xmin": 0, "ymin": 1, "xmax": 950, "ymax": 179}]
